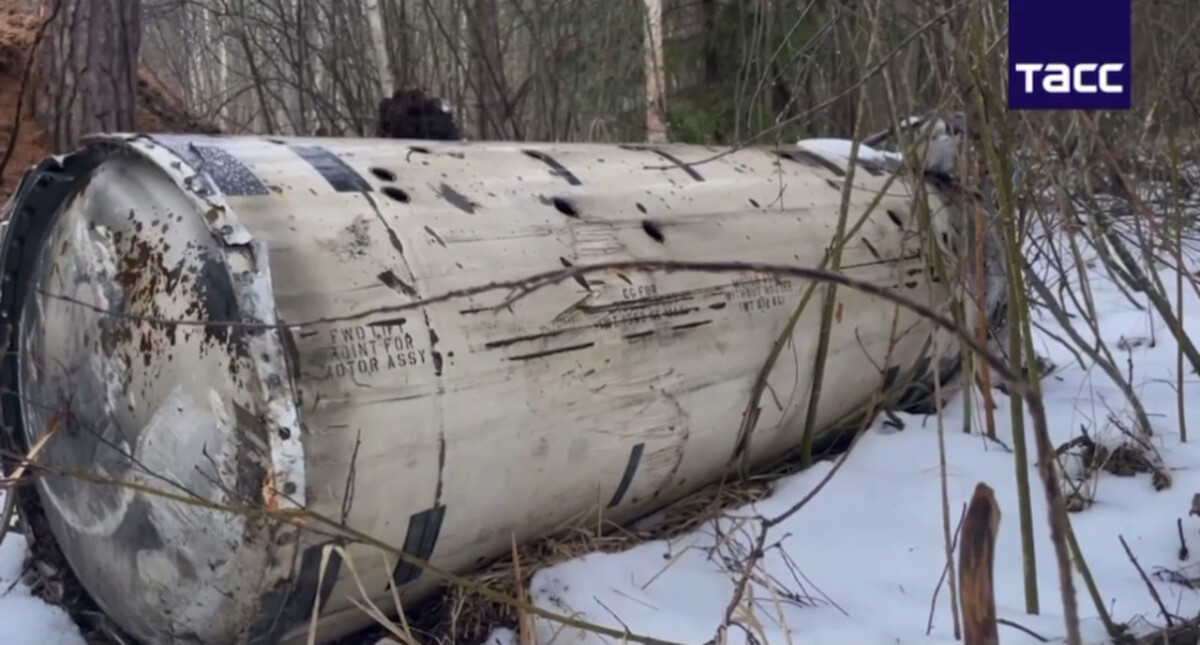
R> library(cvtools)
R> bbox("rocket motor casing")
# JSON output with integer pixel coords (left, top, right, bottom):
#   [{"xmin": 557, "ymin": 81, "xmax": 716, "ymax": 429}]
[{"xmin": 0, "ymin": 134, "xmax": 995, "ymax": 644}]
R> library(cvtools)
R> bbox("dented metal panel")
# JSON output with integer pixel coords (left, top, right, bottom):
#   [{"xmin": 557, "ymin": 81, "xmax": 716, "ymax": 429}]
[{"xmin": 0, "ymin": 134, "xmax": 1001, "ymax": 644}]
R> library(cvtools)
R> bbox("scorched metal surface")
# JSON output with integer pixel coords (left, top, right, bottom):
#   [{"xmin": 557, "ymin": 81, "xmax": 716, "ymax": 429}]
[{"xmin": 0, "ymin": 134, "xmax": 1003, "ymax": 644}]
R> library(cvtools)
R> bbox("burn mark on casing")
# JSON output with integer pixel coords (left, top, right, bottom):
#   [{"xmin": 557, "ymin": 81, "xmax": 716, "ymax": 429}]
[
  {"xmin": 620, "ymin": 145, "xmax": 704, "ymax": 182},
  {"xmin": 508, "ymin": 341, "xmax": 595, "ymax": 361},
  {"xmin": 424, "ymin": 226, "xmax": 447, "ymax": 246},
  {"xmin": 485, "ymin": 329, "xmax": 569, "ymax": 349},
  {"xmin": 861, "ymin": 238, "xmax": 882, "ymax": 260},
  {"xmin": 369, "ymin": 317, "xmax": 407, "ymax": 328},
  {"xmin": 775, "ymin": 149, "xmax": 847, "ymax": 177},
  {"xmin": 390, "ymin": 505, "xmax": 447, "ymax": 586},
  {"xmin": 288, "ymin": 145, "xmax": 373, "ymax": 193},
  {"xmin": 608, "ymin": 443, "xmax": 645, "ymax": 507},
  {"xmin": 521, "ymin": 150, "xmax": 582, "ymax": 185},
  {"xmin": 435, "ymin": 433, "xmax": 446, "ymax": 504},
  {"xmin": 231, "ymin": 403, "xmax": 272, "ymax": 509},
  {"xmin": 544, "ymin": 196, "xmax": 579, "ymax": 218},
  {"xmin": 642, "ymin": 220, "xmax": 665, "ymax": 243},
  {"xmin": 886, "ymin": 209, "xmax": 905, "ymax": 229},
  {"xmin": 362, "ymin": 192, "xmax": 408, "ymax": 257},
  {"xmin": 672, "ymin": 320, "xmax": 712, "ymax": 331},
  {"xmin": 437, "ymin": 183, "xmax": 478, "ymax": 214},
  {"xmin": 378, "ymin": 270, "xmax": 418, "ymax": 298},
  {"xmin": 559, "ymin": 257, "xmax": 591, "ymax": 291},
  {"xmin": 625, "ymin": 330, "xmax": 654, "ymax": 340},
  {"xmin": 424, "ymin": 310, "xmax": 443, "ymax": 377}
]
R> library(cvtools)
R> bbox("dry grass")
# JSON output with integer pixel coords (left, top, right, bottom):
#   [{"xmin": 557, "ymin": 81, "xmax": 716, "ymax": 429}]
[{"xmin": 417, "ymin": 475, "xmax": 777, "ymax": 645}]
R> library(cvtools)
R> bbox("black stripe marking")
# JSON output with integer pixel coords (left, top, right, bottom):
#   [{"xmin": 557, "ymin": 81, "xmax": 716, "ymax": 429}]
[
  {"xmin": 508, "ymin": 341, "xmax": 595, "ymax": 361},
  {"xmin": 522, "ymin": 150, "xmax": 582, "ymax": 185},
  {"xmin": 621, "ymin": 145, "xmax": 705, "ymax": 182},
  {"xmin": 298, "ymin": 542, "xmax": 343, "ymax": 621},
  {"xmin": 776, "ymin": 149, "xmax": 847, "ymax": 177},
  {"xmin": 861, "ymin": 238, "xmax": 882, "ymax": 260},
  {"xmin": 162, "ymin": 142, "xmax": 270, "ymax": 196},
  {"xmin": 390, "ymin": 505, "xmax": 447, "ymax": 586},
  {"xmin": 883, "ymin": 365, "xmax": 900, "ymax": 390},
  {"xmin": 289, "ymin": 145, "xmax": 373, "ymax": 193},
  {"xmin": 246, "ymin": 539, "xmax": 343, "ymax": 640},
  {"xmin": 608, "ymin": 443, "xmax": 645, "ymax": 507}
]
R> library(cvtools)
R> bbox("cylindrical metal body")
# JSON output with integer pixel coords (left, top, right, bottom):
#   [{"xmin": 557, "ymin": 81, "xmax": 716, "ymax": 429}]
[{"xmin": 0, "ymin": 135, "xmax": 995, "ymax": 644}]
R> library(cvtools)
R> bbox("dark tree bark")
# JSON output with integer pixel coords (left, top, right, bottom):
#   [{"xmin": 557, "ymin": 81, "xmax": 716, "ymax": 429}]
[
  {"xmin": 469, "ymin": 0, "xmax": 509, "ymax": 139},
  {"xmin": 36, "ymin": 0, "xmax": 142, "ymax": 152}
]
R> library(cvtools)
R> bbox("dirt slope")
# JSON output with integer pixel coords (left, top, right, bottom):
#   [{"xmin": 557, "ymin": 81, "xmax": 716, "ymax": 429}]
[{"xmin": 0, "ymin": 2, "xmax": 219, "ymax": 202}]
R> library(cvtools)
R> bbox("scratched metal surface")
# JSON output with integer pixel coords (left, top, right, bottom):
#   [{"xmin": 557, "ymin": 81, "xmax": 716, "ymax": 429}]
[{"xmin": 0, "ymin": 134, "xmax": 998, "ymax": 644}]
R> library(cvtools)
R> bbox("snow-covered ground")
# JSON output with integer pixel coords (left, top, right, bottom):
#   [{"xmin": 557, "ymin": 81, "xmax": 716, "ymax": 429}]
[{"xmin": 0, "ymin": 532, "xmax": 85, "ymax": 644}]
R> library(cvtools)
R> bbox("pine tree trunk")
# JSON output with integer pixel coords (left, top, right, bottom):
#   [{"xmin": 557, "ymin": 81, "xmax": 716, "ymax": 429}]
[{"xmin": 36, "ymin": 0, "xmax": 142, "ymax": 153}]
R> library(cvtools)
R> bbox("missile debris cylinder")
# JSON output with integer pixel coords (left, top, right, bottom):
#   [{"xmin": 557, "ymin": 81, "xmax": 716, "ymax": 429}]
[{"xmin": 0, "ymin": 134, "xmax": 1000, "ymax": 644}]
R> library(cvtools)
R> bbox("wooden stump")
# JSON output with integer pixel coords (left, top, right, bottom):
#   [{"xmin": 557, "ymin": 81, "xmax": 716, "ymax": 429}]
[{"xmin": 960, "ymin": 482, "xmax": 1002, "ymax": 645}]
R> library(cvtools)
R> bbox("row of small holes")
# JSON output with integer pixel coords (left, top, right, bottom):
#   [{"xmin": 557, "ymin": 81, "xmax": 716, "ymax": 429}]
[
  {"xmin": 370, "ymin": 166, "xmax": 411, "ymax": 203},
  {"xmin": 370, "ymin": 167, "xmax": 397, "ymax": 182},
  {"xmin": 554, "ymin": 196, "xmax": 665, "ymax": 243}
]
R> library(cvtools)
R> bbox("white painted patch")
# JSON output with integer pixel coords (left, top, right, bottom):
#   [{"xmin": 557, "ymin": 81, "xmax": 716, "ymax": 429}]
[{"xmin": 795, "ymin": 138, "xmax": 902, "ymax": 164}]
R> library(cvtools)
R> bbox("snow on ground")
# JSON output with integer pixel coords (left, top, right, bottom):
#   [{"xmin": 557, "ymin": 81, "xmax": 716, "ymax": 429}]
[
  {"xmin": 523, "ymin": 236, "xmax": 1200, "ymax": 645},
  {"xmin": 0, "ymin": 531, "xmax": 85, "ymax": 645}
]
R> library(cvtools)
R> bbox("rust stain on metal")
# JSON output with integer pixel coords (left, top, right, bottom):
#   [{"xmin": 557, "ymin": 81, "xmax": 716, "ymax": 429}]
[{"xmin": 263, "ymin": 470, "xmax": 280, "ymax": 512}]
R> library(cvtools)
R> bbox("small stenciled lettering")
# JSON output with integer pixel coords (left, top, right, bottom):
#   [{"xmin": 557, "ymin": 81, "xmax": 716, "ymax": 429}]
[
  {"xmin": 725, "ymin": 278, "xmax": 796, "ymax": 313},
  {"xmin": 323, "ymin": 323, "xmax": 427, "ymax": 379}
]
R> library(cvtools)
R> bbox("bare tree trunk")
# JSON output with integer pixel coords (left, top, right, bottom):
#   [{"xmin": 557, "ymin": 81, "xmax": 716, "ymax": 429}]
[
  {"xmin": 366, "ymin": 0, "xmax": 395, "ymax": 97},
  {"xmin": 469, "ymin": 0, "xmax": 507, "ymax": 139},
  {"xmin": 36, "ymin": 0, "xmax": 142, "ymax": 152},
  {"xmin": 642, "ymin": 0, "xmax": 667, "ymax": 143}
]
